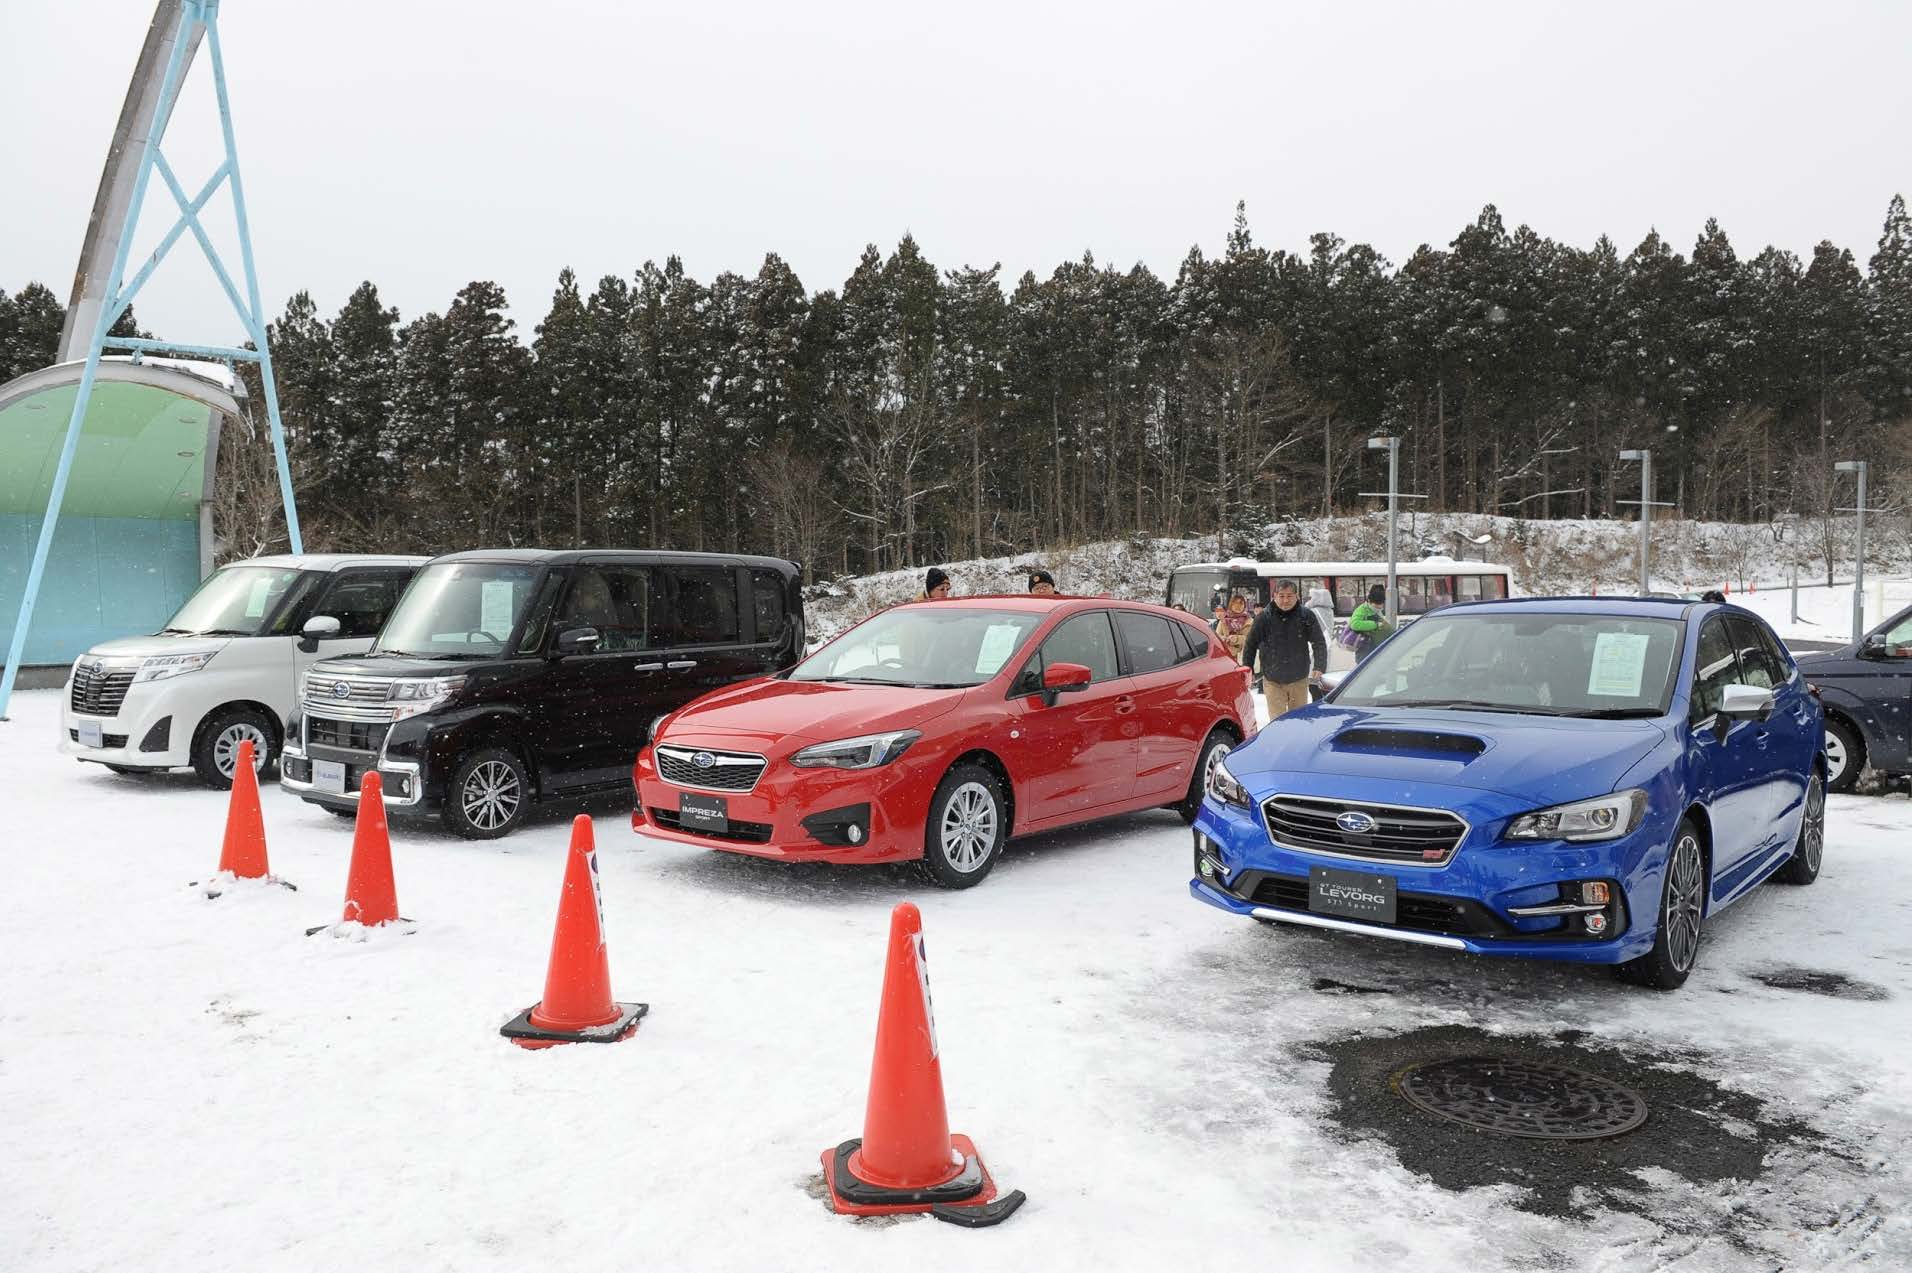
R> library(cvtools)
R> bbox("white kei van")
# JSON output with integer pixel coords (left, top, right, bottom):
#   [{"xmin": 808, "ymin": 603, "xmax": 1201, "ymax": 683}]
[{"xmin": 60, "ymin": 553, "xmax": 426, "ymax": 787}]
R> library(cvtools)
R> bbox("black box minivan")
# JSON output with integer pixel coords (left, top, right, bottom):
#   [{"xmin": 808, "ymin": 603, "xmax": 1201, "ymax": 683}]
[{"xmin": 281, "ymin": 549, "xmax": 804, "ymax": 837}]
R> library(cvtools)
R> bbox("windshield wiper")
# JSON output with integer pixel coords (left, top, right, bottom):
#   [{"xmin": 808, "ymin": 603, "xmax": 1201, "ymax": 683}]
[
  {"xmin": 1376, "ymin": 698, "xmax": 1569, "ymax": 716},
  {"xmin": 1564, "ymin": 707, "xmax": 1664, "ymax": 719},
  {"xmin": 802, "ymin": 675, "xmax": 905, "ymax": 686},
  {"xmin": 193, "ymin": 628, "xmax": 253, "ymax": 637}
]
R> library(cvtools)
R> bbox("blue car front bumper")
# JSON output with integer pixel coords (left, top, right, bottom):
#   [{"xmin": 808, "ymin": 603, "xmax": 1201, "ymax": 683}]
[{"xmin": 1189, "ymin": 776, "xmax": 1673, "ymax": 965}]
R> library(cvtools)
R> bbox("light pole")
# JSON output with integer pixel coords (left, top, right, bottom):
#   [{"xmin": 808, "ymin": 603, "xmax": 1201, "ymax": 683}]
[
  {"xmin": 1835, "ymin": 460, "xmax": 1868, "ymax": 642},
  {"xmin": 1447, "ymin": 530, "xmax": 1492, "ymax": 562},
  {"xmin": 1369, "ymin": 436, "xmax": 1400, "ymax": 626},
  {"xmin": 1619, "ymin": 449, "xmax": 1652, "ymax": 594}
]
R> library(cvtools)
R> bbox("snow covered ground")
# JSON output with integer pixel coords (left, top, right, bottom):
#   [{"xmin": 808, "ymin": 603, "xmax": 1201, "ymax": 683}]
[{"xmin": 6, "ymin": 685, "xmax": 1912, "ymax": 1272}]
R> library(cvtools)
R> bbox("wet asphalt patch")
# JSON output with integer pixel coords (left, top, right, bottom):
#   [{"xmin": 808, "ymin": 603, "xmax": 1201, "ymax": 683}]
[
  {"xmin": 1745, "ymin": 965, "xmax": 1891, "ymax": 1001},
  {"xmin": 1306, "ymin": 1023, "xmax": 1882, "ymax": 1251}
]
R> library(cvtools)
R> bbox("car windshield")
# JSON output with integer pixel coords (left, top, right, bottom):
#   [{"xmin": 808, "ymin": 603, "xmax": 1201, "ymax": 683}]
[
  {"xmin": 161, "ymin": 565, "xmax": 312, "ymax": 637},
  {"xmin": 373, "ymin": 562, "xmax": 542, "ymax": 658},
  {"xmin": 789, "ymin": 607, "xmax": 1044, "ymax": 688},
  {"xmin": 1334, "ymin": 612, "xmax": 1685, "ymax": 716}
]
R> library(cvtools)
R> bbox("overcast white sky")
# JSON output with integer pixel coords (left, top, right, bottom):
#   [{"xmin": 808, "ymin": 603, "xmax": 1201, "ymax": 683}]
[{"xmin": 4, "ymin": 0, "xmax": 1909, "ymax": 344}]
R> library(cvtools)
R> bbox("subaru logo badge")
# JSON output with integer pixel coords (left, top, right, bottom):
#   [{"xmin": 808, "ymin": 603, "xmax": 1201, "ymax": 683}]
[
  {"xmin": 692, "ymin": 751, "xmax": 717, "ymax": 770},
  {"xmin": 1336, "ymin": 810, "xmax": 1378, "ymax": 834},
  {"xmin": 331, "ymin": 681, "xmax": 351, "ymax": 700},
  {"xmin": 89, "ymin": 661, "xmax": 104, "ymax": 674}
]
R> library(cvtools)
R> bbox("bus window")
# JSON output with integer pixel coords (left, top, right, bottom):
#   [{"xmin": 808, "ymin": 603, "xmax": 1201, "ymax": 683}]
[
  {"xmin": 1333, "ymin": 576, "xmax": 1374, "ymax": 616},
  {"xmin": 1426, "ymin": 575, "xmax": 1455, "ymax": 611},
  {"xmin": 1457, "ymin": 574, "xmax": 1508, "ymax": 601},
  {"xmin": 1488, "ymin": 574, "xmax": 1508, "ymax": 599},
  {"xmin": 1167, "ymin": 569, "xmax": 1228, "ymax": 614},
  {"xmin": 1398, "ymin": 577, "xmax": 1428, "ymax": 613}
]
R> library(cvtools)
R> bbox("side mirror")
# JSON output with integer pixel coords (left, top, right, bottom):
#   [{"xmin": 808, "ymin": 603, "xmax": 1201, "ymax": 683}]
[
  {"xmin": 555, "ymin": 626, "xmax": 602, "ymax": 656},
  {"xmin": 1718, "ymin": 683, "xmax": 1776, "ymax": 726},
  {"xmin": 1043, "ymin": 662, "xmax": 1093, "ymax": 692},
  {"xmin": 298, "ymin": 614, "xmax": 341, "ymax": 653},
  {"xmin": 1860, "ymin": 632, "xmax": 1888, "ymax": 659}
]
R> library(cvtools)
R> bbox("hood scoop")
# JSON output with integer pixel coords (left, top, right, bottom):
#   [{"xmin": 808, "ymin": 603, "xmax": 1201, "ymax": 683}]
[{"xmin": 1330, "ymin": 727, "xmax": 1486, "ymax": 758}]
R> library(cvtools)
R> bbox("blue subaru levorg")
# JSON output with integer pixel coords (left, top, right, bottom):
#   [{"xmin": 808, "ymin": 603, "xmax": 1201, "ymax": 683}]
[{"xmin": 1190, "ymin": 598, "xmax": 1825, "ymax": 989}]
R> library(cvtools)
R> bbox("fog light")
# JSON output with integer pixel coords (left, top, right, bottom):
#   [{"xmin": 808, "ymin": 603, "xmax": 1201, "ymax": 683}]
[
  {"xmin": 1584, "ymin": 913, "xmax": 1609, "ymax": 935},
  {"xmin": 1580, "ymin": 881, "xmax": 1611, "ymax": 906},
  {"xmin": 847, "ymin": 824, "xmax": 862, "ymax": 844}
]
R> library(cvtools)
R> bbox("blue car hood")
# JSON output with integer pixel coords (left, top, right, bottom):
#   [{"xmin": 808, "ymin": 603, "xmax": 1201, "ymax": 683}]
[{"xmin": 1233, "ymin": 705, "xmax": 1667, "ymax": 802}]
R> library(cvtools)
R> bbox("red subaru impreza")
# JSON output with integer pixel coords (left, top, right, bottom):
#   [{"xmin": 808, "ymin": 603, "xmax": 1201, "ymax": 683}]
[{"xmin": 633, "ymin": 595, "xmax": 1257, "ymax": 887}]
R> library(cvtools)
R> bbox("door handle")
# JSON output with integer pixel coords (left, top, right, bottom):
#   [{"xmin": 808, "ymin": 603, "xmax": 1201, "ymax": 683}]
[
  {"xmin": 633, "ymin": 662, "xmax": 663, "ymax": 673},
  {"xmin": 1115, "ymin": 694, "xmax": 1136, "ymax": 714},
  {"xmin": 667, "ymin": 660, "xmax": 698, "ymax": 671}
]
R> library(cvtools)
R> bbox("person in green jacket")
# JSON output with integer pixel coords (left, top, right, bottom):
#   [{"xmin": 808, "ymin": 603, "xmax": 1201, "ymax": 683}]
[{"xmin": 1349, "ymin": 584, "xmax": 1393, "ymax": 661}]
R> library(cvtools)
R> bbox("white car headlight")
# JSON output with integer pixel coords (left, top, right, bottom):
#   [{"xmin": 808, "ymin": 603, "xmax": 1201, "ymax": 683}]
[
  {"xmin": 136, "ymin": 651, "xmax": 215, "ymax": 682},
  {"xmin": 790, "ymin": 729, "xmax": 921, "ymax": 770},
  {"xmin": 387, "ymin": 675, "xmax": 466, "ymax": 721},
  {"xmin": 1206, "ymin": 756, "xmax": 1251, "ymax": 808},
  {"xmin": 1505, "ymin": 789, "xmax": 1647, "ymax": 842},
  {"xmin": 649, "ymin": 714, "xmax": 671, "ymax": 747}
]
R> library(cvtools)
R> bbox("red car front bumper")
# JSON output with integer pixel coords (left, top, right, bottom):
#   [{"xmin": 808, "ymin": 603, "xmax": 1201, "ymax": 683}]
[{"xmin": 631, "ymin": 739, "xmax": 937, "ymax": 865}]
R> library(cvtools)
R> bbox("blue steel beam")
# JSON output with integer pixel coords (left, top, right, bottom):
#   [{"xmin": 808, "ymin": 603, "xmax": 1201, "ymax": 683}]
[{"xmin": 0, "ymin": 0, "xmax": 302, "ymax": 720}]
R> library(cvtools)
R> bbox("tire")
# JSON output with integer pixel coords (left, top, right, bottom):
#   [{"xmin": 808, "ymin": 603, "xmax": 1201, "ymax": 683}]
[
  {"xmin": 1614, "ymin": 818, "xmax": 1707, "ymax": 991},
  {"xmin": 1823, "ymin": 717, "xmax": 1863, "ymax": 794},
  {"xmin": 1175, "ymin": 730, "xmax": 1235, "ymax": 824},
  {"xmin": 191, "ymin": 706, "xmax": 276, "ymax": 789},
  {"xmin": 1775, "ymin": 773, "xmax": 1826, "ymax": 885},
  {"xmin": 917, "ymin": 764, "xmax": 1009, "ymax": 889},
  {"xmin": 443, "ymin": 747, "xmax": 530, "ymax": 839}
]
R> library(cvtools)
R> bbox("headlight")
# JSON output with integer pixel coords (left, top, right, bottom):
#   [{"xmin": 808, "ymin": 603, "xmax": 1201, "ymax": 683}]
[
  {"xmin": 1205, "ymin": 756, "xmax": 1251, "ymax": 808},
  {"xmin": 790, "ymin": 729, "xmax": 921, "ymax": 770},
  {"xmin": 387, "ymin": 675, "xmax": 466, "ymax": 721},
  {"xmin": 136, "ymin": 651, "xmax": 215, "ymax": 682},
  {"xmin": 1505, "ymin": 789, "xmax": 1647, "ymax": 842},
  {"xmin": 649, "ymin": 714, "xmax": 671, "ymax": 746}
]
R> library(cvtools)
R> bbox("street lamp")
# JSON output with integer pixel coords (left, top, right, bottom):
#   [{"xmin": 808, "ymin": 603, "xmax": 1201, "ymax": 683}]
[
  {"xmin": 1619, "ymin": 449, "xmax": 1652, "ymax": 594},
  {"xmin": 1369, "ymin": 436, "xmax": 1400, "ymax": 626},
  {"xmin": 1834, "ymin": 460, "xmax": 1869, "ymax": 642}
]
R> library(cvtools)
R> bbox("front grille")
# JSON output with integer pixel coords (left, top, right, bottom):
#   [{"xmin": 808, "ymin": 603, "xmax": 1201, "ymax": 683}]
[
  {"xmin": 655, "ymin": 745, "xmax": 767, "ymax": 792},
  {"xmin": 68, "ymin": 728, "xmax": 129, "ymax": 749},
  {"xmin": 1263, "ymin": 795, "xmax": 1468, "ymax": 866},
  {"xmin": 1244, "ymin": 873, "xmax": 1490, "ymax": 937},
  {"xmin": 301, "ymin": 673, "xmax": 397, "ymax": 722},
  {"xmin": 70, "ymin": 664, "xmax": 134, "ymax": 716},
  {"xmin": 649, "ymin": 807, "xmax": 775, "ymax": 843},
  {"xmin": 305, "ymin": 715, "xmax": 390, "ymax": 754}
]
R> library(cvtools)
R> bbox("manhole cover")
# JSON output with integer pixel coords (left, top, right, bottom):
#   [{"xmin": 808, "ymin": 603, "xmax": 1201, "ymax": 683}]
[{"xmin": 1395, "ymin": 1055, "xmax": 1648, "ymax": 1140}]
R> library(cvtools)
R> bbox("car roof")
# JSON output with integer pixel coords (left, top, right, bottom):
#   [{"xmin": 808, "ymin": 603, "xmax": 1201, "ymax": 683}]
[
  {"xmin": 1439, "ymin": 595, "xmax": 1710, "ymax": 621},
  {"xmin": 426, "ymin": 547, "xmax": 799, "ymax": 570},
  {"xmin": 230, "ymin": 553, "xmax": 429, "ymax": 571},
  {"xmin": 897, "ymin": 594, "xmax": 1199, "ymax": 617}
]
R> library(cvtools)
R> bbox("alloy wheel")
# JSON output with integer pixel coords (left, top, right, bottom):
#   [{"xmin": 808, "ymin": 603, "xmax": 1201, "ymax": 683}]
[
  {"xmin": 1203, "ymin": 740, "xmax": 1232, "ymax": 791},
  {"xmin": 1802, "ymin": 777, "xmax": 1826, "ymax": 873},
  {"xmin": 214, "ymin": 723, "xmax": 270, "ymax": 778},
  {"xmin": 462, "ymin": 761, "xmax": 522, "ymax": 832},
  {"xmin": 1664, "ymin": 833, "xmax": 1705, "ymax": 973},
  {"xmin": 1824, "ymin": 733, "xmax": 1848, "ymax": 786},
  {"xmin": 939, "ymin": 782, "xmax": 999, "ymax": 873}
]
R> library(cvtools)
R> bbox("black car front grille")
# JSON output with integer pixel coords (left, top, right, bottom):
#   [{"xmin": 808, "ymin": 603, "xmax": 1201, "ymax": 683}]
[
  {"xmin": 655, "ymin": 746, "xmax": 767, "ymax": 792},
  {"xmin": 1263, "ymin": 795, "xmax": 1469, "ymax": 866},
  {"xmin": 70, "ymin": 665, "xmax": 134, "ymax": 716},
  {"xmin": 305, "ymin": 715, "xmax": 390, "ymax": 754},
  {"xmin": 649, "ymin": 807, "xmax": 775, "ymax": 844}
]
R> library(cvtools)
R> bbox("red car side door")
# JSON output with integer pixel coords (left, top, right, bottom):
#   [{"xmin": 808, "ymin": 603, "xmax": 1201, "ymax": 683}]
[
  {"xmin": 1002, "ymin": 611, "xmax": 1137, "ymax": 821},
  {"xmin": 1112, "ymin": 609, "xmax": 1201, "ymax": 800}
]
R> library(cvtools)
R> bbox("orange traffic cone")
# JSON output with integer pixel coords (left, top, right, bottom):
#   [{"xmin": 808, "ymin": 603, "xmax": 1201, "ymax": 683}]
[
  {"xmin": 218, "ymin": 738, "xmax": 270, "ymax": 878},
  {"xmin": 501, "ymin": 815, "xmax": 647, "ymax": 1048},
  {"xmin": 819, "ymin": 902, "xmax": 1024, "ymax": 1226},
  {"xmin": 341, "ymin": 771, "xmax": 401, "ymax": 926}
]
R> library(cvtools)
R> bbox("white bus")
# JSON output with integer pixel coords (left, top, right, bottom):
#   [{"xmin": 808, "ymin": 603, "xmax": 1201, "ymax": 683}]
[{"xmin": 1164, "ymin": 556, "xmax": 1514, "ymax": 621}]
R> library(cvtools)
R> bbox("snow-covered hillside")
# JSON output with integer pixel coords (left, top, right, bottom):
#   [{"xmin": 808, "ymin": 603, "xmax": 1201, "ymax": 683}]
[{"xmin": 804, "ymin": 513, "xmax": 1912, "ymax": 640}]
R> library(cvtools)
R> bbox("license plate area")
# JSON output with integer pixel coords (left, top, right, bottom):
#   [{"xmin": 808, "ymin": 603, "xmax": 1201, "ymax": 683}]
[
  {"xmin": 679, "ymin": 792, "xmax": 729, "ymax": 833},
  {"xmin": 313, "ymin": 758, "xmax": 347, "ymax": 796},
  {"xmin": 77, "ymin": 719, "xmax": 104, "ymax": 749},
  {"xmin": 1309, "ymin": 865, "xmax": 1397, "ymax": 923}
]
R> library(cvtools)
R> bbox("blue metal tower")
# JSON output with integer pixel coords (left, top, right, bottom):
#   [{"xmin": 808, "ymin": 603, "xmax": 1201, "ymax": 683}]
[{"xmin": 0, "ymin": 0, "xmax": 301, "ymax": 720}]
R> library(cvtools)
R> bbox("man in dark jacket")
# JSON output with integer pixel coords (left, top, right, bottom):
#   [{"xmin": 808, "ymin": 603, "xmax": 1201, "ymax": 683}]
[{"xmin": 1242, "ymin": 578, "xmax": 1327, "ymax": 718}]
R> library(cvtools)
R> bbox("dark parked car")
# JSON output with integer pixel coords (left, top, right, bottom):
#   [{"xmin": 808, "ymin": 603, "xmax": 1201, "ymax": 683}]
[
  {"xmin": 1795, "ymin": 603, "xmax": 1912, "ymax": 792},
  {"xmin": 282, "ymin": 549, "xmax": 804, "ymax": 837}
]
